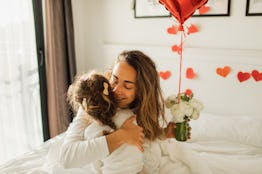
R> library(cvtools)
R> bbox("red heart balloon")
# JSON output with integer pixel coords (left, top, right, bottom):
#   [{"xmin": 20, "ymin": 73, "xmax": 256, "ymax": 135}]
[{"xmin": 159, "ymin": 0, "xmax": 208, "ymax": 24}]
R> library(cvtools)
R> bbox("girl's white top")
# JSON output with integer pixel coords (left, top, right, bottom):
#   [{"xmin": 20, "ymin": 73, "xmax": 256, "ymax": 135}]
[{"xmin": 59, "ymin": 107, "xmax": 143, "ymax": 174}]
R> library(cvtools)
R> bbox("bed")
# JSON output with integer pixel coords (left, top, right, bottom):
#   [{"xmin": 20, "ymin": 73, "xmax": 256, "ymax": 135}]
[{"xmin": 1, "ymin": 45, "xmax": 262, "ymax": 174}]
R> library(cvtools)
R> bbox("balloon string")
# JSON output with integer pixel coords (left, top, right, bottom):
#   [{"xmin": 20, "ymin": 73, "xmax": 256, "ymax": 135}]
[{"xmin": 177, "ymin": 24, "xmax": 184, "ymax": 104}]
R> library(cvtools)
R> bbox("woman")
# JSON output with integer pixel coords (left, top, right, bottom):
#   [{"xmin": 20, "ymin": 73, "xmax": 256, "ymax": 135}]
[
  {"xmin": 63, "ymin": 71, "xmax": 144, "ymax": 173},
  {"xmin": 59, "ymin": 50, "xmax": 177, "ymax": 169}
]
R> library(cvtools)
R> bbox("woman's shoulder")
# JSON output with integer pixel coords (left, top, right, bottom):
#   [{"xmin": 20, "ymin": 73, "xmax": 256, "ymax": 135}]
[{"xmin": 113, "ymin": 109, "xmax": 134, "ymax": 128}]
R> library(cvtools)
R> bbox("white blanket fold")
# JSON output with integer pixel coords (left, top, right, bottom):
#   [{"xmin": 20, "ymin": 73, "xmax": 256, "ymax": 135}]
[{"xmin": 1, "ymin": 135, "xmax": 262, "ymax": 174}]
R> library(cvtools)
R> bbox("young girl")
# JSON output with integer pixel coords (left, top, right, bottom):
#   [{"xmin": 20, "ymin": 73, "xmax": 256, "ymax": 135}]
[{"xmin": 65, "ymin": 71, "xmax": 144, "ymax": 174}]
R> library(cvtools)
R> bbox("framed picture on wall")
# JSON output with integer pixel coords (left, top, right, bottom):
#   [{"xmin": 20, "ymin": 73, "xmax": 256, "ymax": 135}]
[
  {"xmin": 134, "ymin": 0, "xmax": 170, "ymax": 18},
  {"xmin": 246, "ymin": 0, "xmax": 262, "ymax": 16},
  {"xmin": 193, "ymin": 0, "xmax": 231, "ymax": 17}
]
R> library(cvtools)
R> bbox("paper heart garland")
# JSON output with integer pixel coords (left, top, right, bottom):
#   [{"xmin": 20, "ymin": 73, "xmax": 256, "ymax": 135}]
[
  {"xmin": 171, "ymin": 44, "xmax": 182, "ymax": 55},
  {"xmin": 159, "ymin": 71, "xmax": 171, "ymax": 80},
  {"xmin": 187, "ymin": 24, "xmax": 199, "ymax": 35},
  {"xmin": 237, "ymin": 72, "xmax": 251, "ymax": 82},
  {"xmin": 186, "ymin": 67, "xmax": 195, "ymax": 79},
  {"xmin": 167, "ymin": 25, "xmax": 177, "ymax": 34},
  {"xmin": 216, "ymin": 66, "xmax": 231, "ymax": 78},
  {"xmin": 167, "ymin": 23, "xmax": 199, "ymax": 35},
  {"xmin": 198, "ymin": 5, "xmax": 210, "ymax": 14},
  {"xmin": 251, "ymin": 70, "xmax": 262, "ymax": 81}
]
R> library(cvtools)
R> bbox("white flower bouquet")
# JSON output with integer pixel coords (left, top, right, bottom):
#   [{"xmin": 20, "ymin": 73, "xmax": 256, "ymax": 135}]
[{"xmin": 165, "ymin": 89, "xmax": 204, "ymax": 141}]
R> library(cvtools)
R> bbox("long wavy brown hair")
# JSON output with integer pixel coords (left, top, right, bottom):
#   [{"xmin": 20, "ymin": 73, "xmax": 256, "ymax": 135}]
[
  {"xmin": 116, "ymin": 50, "xmax": 166, "ymax": 141},
  {"xmin": 67, "ymin": 71, "xmax": 117, "ymax": 129}
]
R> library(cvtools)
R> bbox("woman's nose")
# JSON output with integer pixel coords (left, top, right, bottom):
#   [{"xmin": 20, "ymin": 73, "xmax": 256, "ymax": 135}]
[{"xmin": 113, "ymin": 84, "xmax": 122, "ymax": 95}]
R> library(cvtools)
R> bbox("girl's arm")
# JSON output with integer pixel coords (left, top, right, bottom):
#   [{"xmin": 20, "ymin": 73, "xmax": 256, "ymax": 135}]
[
  {"xmin": 60, "ymin": 108, "xmax": 109, "ymax": 168},
  {"xmin": 60, "ymin": 109, "xmax": 144, "ymax": 168}
]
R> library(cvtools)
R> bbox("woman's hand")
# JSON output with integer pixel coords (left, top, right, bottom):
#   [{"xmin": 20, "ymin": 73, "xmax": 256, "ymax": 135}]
[
  {"xmin": 164, "ymin": 120, "xmax": 191, "ymax": 139},
  {"xmin": 106, "ymin": 115, "xmax": 144, "ymax": 153},
  {"xmin": 165, "ymin": 122, "xmax": 176, "ymax": 138},
  {"xmin": 120, "ymin": 115, "xmax": 145, "ymax": 152},
  {"xmin": 185, "ymin": 118, "xmax": 192, "ymax": 139}
]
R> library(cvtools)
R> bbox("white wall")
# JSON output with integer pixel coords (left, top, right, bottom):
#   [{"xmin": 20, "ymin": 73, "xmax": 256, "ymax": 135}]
[
  {"xmin": 72, "ymin": 0, "xmax": 262, "ymax": 72},
  {"xmin": 103, "ymin": 44, "xmax": 262, "ymax": 115},
  {"xmin": 72, "ymin": 0, "xmax": 104, "ymax": 73}
]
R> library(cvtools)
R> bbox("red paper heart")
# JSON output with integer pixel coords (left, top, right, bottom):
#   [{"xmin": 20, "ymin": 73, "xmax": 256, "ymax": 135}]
[
  {"xmin": 216, "ymin": 66, "xmax": 231, "ymax": 78},
  {"xmin": 198, "ymin": 5, "xmax": 210, "ymax": 14},
  {"xmin": 251, "ymin": 70, "xmax": 262, "ymax": 81},
  {"xmin": 171, "ymin": 44, "xmax": 182, "ymax": 55},
  {"xmin": 167, "ymin": 25, "xmax": 177, "ymax": 34},
  {"xmin": 187, "ymin": 24, "xmax": 198, "ymax": 35},
  {"xmin": 159, "ymin": 0, "xmax": 208, "ymax": 24},
  {"xmin": 186, "ymin": 67, "xmax": 195, "ymax": 79},
  {"xmin": 159, "ymin": 71, "xmax": 171, "ymax": 80},
  {"xmin": 171, "ymin": 45, "xmax": 181, "ymax": 52},
  {"xmin": 237, "ymin": 72, "xmax": 251, "ymax": 82}
]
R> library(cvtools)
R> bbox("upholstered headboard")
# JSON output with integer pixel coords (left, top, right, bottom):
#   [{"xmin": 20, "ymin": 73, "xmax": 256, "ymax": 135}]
[{"xmin": 103, "ymin": 44, "xmax": 262, "ymax": 116}]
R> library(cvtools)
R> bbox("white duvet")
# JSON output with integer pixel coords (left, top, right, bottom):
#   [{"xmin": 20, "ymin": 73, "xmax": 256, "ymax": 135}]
[
  {"xmin": 1, "ymin": 113, "xmax": 262, "ymax": 174},
  {"xmin": 1, "ymin": 137, "xmax": 262, "ymax": 174}
]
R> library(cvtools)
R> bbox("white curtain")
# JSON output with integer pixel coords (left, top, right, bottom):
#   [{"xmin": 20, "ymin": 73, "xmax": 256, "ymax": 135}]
[{"xmin": 0, "ymin": 0, "xmax": 43, "ymax": 164}]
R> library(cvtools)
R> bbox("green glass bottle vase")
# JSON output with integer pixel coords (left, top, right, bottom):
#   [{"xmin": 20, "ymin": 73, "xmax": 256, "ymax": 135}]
[{"xmin": 174, "ymin": 121, "xmax": 188, "ymax": 141}]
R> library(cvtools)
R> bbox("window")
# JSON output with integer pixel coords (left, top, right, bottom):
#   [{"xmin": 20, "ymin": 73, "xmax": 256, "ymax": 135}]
[{"xmin": 0, "ymin": 0, "xmax": 47, "ymax": 164}]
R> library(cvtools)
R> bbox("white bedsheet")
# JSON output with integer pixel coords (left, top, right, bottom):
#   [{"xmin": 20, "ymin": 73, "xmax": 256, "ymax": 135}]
[
  {"xmin": 1, "ymin": 134, "xmax": 262, "ymax": 174},
  {"xmin": 1, "ymin": 112, "xmax": 262, "ymax": 174}
]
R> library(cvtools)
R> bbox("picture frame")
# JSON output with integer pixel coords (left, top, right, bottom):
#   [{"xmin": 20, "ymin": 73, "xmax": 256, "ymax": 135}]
[
  {"xmin": 193, "ymin": 0, "xmax": 231, "ymax": 17},
  {"xmin": 134, "ymin": 0, "xmax": 171, "ymax": 18},
  {"xmin": 246, "ymin": 0, "xmax": 262, "ymax": 16}
]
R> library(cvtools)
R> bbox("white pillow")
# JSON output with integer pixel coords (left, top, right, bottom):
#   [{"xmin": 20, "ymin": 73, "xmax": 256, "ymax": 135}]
[{"xmin": 188, "ymin": 112, "xmax": 262, "ymax": 148}]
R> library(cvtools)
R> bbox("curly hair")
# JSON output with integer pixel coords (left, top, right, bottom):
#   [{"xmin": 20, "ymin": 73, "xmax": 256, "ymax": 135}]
[{"xmin": 67, "ymin": 71, "xmax": 117, "ymax": 130}]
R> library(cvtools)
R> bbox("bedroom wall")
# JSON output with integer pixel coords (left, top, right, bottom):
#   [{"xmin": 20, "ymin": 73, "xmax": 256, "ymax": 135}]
[
  {"xmin": 72, "ymin": 0, "xmax": 262, "ymax": 72},
  {"xmin": 71, "ymin": 0, "xmax": 262, "ymax": 115}
]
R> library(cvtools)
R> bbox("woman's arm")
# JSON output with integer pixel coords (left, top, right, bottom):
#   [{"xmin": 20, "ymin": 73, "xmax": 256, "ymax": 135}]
[{"xmin": 106, "ymin": 115, "xmax": 145, "ymax": 153}]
